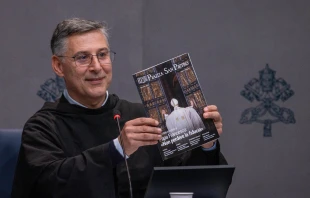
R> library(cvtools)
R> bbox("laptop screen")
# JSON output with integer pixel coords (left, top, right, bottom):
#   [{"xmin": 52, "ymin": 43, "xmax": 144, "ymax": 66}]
[{"xmin": 144, "ymin": 165, "xmax": 235, "ymax": 198}]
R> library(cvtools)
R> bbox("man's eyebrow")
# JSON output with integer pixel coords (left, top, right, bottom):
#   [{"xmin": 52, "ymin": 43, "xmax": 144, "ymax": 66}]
[
  {"xmin": 72, "ymin": 51, "xmax": 89, "ymax": 57},
  {"xmin": 72, "ymin": 48, "xmax": 109, "ymax": 56},
  {"xmin": 97, "ymin": 47, "xmax": 109, "ymax": 52}
]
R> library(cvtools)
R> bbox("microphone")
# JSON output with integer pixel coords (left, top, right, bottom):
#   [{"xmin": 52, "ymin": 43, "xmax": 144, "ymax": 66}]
[
  {"xmin": 113, "ymin": 110, "xmax": 121, "ymax": 120},
  {"xmin": 113, "ymin": 109, "xmax": 133, "ymax": 198}
]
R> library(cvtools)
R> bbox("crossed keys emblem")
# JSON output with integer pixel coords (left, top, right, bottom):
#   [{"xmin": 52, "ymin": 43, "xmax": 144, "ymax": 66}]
[
  {"xmin": 37, "ymin": 75, "xmax": 65, "ymax": 102},
  {"xmin": 240, "ymin": 64, "xmax": 296, "ymax": 137}
]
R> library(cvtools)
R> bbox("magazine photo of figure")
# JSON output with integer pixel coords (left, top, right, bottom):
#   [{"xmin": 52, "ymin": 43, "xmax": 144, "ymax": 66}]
[
  {"xmin": 161, "ymin": 98, "xmax": 206, "ymax": 150},
  {"xmin": 164, "ymin": 98, "xmax": 205, "ymax": 132},
  {"xmin": 133, "ymin": 53, "xmax": 219, "ymax": 160}
]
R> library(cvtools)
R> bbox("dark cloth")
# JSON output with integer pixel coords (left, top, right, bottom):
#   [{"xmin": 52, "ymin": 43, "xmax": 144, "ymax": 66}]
[{"xmin": 11, "ymin": 94, "xmax": 227, "ymax": 198}]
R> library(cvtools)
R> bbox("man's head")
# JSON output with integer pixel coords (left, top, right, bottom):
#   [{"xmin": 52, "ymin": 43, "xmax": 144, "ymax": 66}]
[
  {"xmin": 170, "ymin": 98, "xmax": 179, "ymax": 107},
  {"xmin": 51, "ymin": 18, "xmax": 113, "ymax": 108}
]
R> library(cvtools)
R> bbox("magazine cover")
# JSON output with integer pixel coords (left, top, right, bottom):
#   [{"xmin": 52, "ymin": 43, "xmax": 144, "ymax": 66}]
[{"xmin": 132, "ymin": 53, "xmax": 219, "ymax": 160}]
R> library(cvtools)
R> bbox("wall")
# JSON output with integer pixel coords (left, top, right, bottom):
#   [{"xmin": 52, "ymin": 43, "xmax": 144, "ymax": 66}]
[
  {"xmin": 0, "ymin": 0, "xmax": 143, "ymax": 128},
  {"xmin": 143, "ymin": 1, "xmax": 310, "ymax": 198},
  {"xmin": 1, "ymin": 0, "xmax": 309, "ymax": 197}
]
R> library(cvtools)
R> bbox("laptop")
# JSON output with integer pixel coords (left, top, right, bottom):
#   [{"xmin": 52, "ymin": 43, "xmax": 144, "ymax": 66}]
[{"xmin": 144, "ymin": 165, "xmax": 235, "ymax": 198}]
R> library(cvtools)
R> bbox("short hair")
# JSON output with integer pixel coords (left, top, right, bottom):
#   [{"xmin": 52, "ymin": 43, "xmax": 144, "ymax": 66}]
[{"xmin": 50, "ymin": 18, "xmax": 109, "ymax": 55}]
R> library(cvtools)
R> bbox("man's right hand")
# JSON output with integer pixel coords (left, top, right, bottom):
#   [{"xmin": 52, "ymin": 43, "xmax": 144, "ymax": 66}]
[{"xmin": 118, "ymin": 118, "xmax": 162, "ymax": 156}]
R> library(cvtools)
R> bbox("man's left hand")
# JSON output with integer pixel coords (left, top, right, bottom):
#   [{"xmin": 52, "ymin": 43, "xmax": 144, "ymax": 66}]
[{"xmin": 201, "ymin": 105, "xmax": 223, "ymax": 149}]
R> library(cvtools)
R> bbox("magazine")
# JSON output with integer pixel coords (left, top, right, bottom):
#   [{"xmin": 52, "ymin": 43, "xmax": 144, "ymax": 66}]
[{"xmin": 132, "ymin": 53, "xmax": 219, "ymax": 160}]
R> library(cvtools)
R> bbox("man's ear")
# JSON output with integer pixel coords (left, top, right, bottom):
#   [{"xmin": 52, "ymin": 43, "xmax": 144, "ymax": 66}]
[{"xmin": 52, "ymin": 55, "xmax": 64, "ymax": 77}]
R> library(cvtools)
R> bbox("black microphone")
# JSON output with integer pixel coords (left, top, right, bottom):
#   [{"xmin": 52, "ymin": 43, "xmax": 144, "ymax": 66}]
[{"xmin": 113, "ymin": 109, "xmax": 133, "ymax": 198}]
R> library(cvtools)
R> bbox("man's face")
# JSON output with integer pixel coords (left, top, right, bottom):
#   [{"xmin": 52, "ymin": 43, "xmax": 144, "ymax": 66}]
[{"xmin": 59, "ymin": 30, "xmax": 112, "ymax": 106}]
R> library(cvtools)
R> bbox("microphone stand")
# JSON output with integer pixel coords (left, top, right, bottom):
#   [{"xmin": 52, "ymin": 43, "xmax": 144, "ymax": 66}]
[{"xmin": 114, "ymin": 114, "xmax": 133, "ymax": 198}]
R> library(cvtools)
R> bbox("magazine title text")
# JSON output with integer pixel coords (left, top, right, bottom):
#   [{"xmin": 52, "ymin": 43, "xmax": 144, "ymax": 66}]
[{"xmin": 137, "ymin": 61, "xmax": 189, "ymax": 84}]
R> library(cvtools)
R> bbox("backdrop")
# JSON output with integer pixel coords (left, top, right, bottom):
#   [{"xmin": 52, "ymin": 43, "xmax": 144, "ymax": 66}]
[{"xmin": 1, "ymin": 0, "xmax": 309, "ymax": 197}]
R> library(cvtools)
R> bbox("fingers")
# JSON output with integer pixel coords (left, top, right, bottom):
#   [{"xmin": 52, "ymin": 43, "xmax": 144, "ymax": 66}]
[
  {"xmin": 202, "ymin": 140, "xmax": 216, "ymax": 149},
  {"xmin": 203, "ymin": 105, "xmax": 222, "ymax": 121},
  {"xmin": 120, "ymin": 132, "xmax": 161, "ymax": 155},
  {"xmin": 127, "ymin": 117, "xmax": 159, "ymax": 127},
  {"xmin": 203, "ymin": 112, "xmax": 222, "ymax": 122},
  {"xmin": 215, "ymin": 122, "xmax": 223, "ymax": 136},
  {"xmin": 127, "ymin": 128, "xmax": 162, "ymax": 141},
  {"xmin": 203, "ymin": 105, "xmax": 223, "ymax": 136},
  {"xmin": 120, "ymin": 117, "xmax": 162, "ymax": 155},
  {"xmin": 214, "ymin": 122, "xmax": 223, "ymax": 130},
  {"xmin": 204, "ymin": 105, "xmax": 218, "ymax": 112},
  {"xmin": 124, "ymin": 124, "xmax": 161, "ymax": 134}
]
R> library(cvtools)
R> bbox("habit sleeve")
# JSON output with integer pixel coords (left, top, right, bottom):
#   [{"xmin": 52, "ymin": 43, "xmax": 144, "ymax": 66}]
[
  {"xmin": 184, "ymin": 140, "xmax": 228, "ymax": 165},
  {"xmin": 11, "ymin": 117, "xmax": 122, "ymax": 198}
]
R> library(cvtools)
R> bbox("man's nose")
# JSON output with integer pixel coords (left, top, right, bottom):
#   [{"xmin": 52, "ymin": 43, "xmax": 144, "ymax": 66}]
[{"xmin": 89, "ymin": 55, "xmax": 102, "ymax": 71}]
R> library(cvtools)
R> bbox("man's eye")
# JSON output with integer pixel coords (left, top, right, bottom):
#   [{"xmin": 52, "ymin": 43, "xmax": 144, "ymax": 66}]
[
  {"xmin": 75, "ymin": 54, "xmax": 89, "ymax": 61},
  {"xmin": 98, "ymin": 52, "xmax": 108, "ymax": 58}
]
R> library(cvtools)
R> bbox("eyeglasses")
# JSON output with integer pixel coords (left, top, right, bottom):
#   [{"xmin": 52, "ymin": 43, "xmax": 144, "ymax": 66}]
[{"xmin": 58, "ymin": 50, "xmax": 116, "ymax": 67}]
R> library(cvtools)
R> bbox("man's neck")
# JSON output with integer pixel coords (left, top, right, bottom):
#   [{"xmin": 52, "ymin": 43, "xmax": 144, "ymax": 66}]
[{"xmin": 63, "ymin": 89, "xmax": 109, "ymax": 109}]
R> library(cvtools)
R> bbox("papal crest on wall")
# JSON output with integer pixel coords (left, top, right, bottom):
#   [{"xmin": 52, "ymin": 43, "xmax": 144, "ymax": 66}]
[
  {"xmin": 37, "ymin": 75, "xmax": 65, "ymax": 102},
  {"xmin": 240, "ymin": 64, "xmax": 296, "ymax": 137}
]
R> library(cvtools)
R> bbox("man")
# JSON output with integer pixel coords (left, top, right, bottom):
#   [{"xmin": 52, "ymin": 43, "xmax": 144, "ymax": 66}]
[
  {"xmin": 165, "ymin": 98, "xmax": 205, "ymax": 132},
  {"xmin": 11, "ymin": 18, "xmax": 226, "ymax": 198}
]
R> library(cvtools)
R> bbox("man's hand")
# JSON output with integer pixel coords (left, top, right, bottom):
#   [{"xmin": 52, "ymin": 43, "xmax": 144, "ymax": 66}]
[
  {"xmin": 119, "ymin": 118, "xmax": 162, "ymax": 156},
  {"xmin": 201, "ymin": 105, "xmax": 223, "ymax": 149}
]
